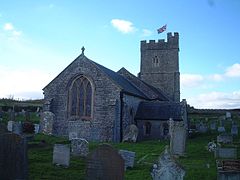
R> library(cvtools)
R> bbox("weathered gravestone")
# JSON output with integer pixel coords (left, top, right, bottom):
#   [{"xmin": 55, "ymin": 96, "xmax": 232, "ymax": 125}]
[
  {"xmin": 71, "ymin": 138, "xmax": 89, "ymax": 157},
  {"xmin": 0, "ymin": 133, "xmax": 28, "ymax": 180},
  {"xmin": 199, "ymin": 123, "xmax": 208, "ymax": 133},
  {"xmin": 34, "ymin": 124, "xmax": 40, "ymax": 134},
  {"xmin": 53, "ymin": 144, "xmax": 70, "ymax": 167},
  {"xmin": 86, "ymin": 144, "xmax": 124, "ymax": 180},
  {"xmin": 151, "ymin": 147, "xmax": 185, "ymax": 180},
  {"xmin": 169, "ymin": 119, "xmax": 186, "ymax": 156},
  {"xmin": 226, "ymin": 111, "xmax": 231, "ymax": 119},
  {"xmin": 40, "ymin": 111, "xmax": 55, "ymax": 135},
  {"xmin": 231, "ymin": 125, "xmax": 238, "ymax": 136},
  {"xmin": 217, "ymin": 134, "xmax": 233, "ymax": 144},
  {"xmin": 216, "ymin": 160, "xmax": 240, "ymax": 180},
  {"xmin": 215, "ymin": 147, "xmax": 237, "ymax": 159},
  {"xmin": 7, "ymin": 120, "xmax": 14, "ymax": 132},
  {"xmin": 122, "ymin": 124, "xmax": 138, "ymax": 142},
  {"xmin": 118, "ymin": 149, "xmax": 135, "ymax": 170},
  {"xmin": 13, "ymin": 121, "xmax": 23, "ymax": 135}
]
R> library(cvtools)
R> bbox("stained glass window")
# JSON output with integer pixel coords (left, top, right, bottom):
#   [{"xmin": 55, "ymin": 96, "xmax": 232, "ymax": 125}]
[{"xmin": 69, "ymin": 76, "xmax": 93, "ymax": 119}]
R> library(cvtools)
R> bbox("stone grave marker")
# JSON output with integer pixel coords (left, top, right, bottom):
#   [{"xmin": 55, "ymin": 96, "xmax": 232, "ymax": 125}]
[
  {"xmin": 118, "ymin": 149, "xmax": 135, "ymax": 170},
  {"xmin": 199, "ymin": 123, "xmax": 208, "ymax": 133},
  {"xmin": 69, "ymin": 131, "xmax": 78, "ymax": 140},
  {"xmin": 226, "ymin": 111, "xmax": 231, "ymax": 119},
  {"xmin": 40, "ymin": 111, "xmax": 55, "ymax": 135},
  {"xmin": 7, "ymin": 120, "xmax": 14, "ymax": 132},
  {"xmin": 9, "ymin": 109, "xmax": 15, "ymax": 121},
  {"xmin": 122, "ymin": 124, "xmax": 138, "ymax": 142},
  {"xmin": 169, "ymin": 119, "xmax": 186, "ymax": 156},
  {"xmin": 210, "ymin": 121, "xmax": 216, "ymax": 130},
  {"xmin": 13, "ymin": 121, "xmax": 23, "ymax": 135},
  {"xmin": 86, "ymin": 144, "xmax": 124, "ymax": 180},
  {"xmin": 216, "ymin": 160, "xmax": 240, "ymax": 180},
  {"xmin": 0, "ymin": 133, "xmax": 28, "ymax": 180},
  {"xmin": 71, "ymin": 138, "xmax": 89, "ymax": 157},
  {"xmin": 217, "ymin": 134, "xmax": 233, "ymax": 144},
  {"xmin": 231, "ymin": 125, "xmax": 238, "ymax": 136},
  {"xmin": 151, "ymin": 146, "xmax": 185, "ymax": 180},
  {"xmin": 34, "ymin": 124, "xmax": 40, "ymax": 134},
  {"xmin": 52, "ymin": 144, "xmax": 70, "ymax": 167},
  {"xmin": 215, "ymin": 147, "xmax": 237, "ymax": 159}
]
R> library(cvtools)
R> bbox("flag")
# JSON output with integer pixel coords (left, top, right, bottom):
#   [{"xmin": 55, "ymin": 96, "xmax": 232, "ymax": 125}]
[{"xmin": 157, "ymin": 24, "xmax": 167, "ymax": 34}]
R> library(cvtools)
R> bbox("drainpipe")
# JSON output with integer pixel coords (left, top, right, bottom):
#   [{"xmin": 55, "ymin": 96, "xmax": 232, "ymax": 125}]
[{"xmin": 120, "ymin": 91, "xmax": 124, "ymax": 142}]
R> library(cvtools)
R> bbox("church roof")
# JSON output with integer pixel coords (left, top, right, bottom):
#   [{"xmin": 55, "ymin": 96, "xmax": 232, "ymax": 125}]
[
  {"xmin": 135, "ymin": 101, "xmax": 182, "ymax": 121},
  {"xmin": 91, "ymin": 61, "xmax": 148, "ymax": 98},
  {"xmin": 117, "ymin": 68, "xmax": 170, "ymax": 101}
]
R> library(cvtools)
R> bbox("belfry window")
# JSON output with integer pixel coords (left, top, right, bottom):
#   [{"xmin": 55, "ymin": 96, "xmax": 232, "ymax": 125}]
[{"xmin": 69, "ymin": 76, "xmax": 93, "ymax": 120}]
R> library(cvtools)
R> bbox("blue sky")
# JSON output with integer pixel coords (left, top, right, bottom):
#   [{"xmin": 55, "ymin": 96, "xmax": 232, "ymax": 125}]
[{"xmin": 0, "ymin": 0, "xmax": 240, "ymax": 109}]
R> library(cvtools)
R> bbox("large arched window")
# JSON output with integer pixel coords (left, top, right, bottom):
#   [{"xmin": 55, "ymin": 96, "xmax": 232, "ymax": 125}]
[{"xmin": 68, "ymin": 76, "xmax": 93, "ymax": 120}]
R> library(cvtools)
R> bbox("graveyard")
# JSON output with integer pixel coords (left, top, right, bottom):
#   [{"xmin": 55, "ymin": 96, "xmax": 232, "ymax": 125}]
[{"xmin": 0, "ymin": 105, "xmax": 240, "ymax": 179}]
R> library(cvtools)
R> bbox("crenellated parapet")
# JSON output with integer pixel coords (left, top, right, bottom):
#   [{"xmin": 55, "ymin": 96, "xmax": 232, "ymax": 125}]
[{"xmin": 141, "ymin": 32, "xmax": 179, "ymax": 50}]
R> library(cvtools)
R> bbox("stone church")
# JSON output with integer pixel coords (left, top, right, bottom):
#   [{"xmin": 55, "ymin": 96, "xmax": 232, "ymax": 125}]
[{"xmin": 42, "ymin": 32, "xmax": 187, "ymax": 142}]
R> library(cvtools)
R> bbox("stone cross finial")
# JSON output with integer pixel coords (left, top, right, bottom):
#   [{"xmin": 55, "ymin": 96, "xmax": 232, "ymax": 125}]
[{"xmin": 81, "ymin": 46, "xmax": 85, "ymax": 54}]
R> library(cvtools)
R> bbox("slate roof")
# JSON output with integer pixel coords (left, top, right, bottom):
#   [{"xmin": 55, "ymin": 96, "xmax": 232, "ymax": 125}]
[{"xmin": 135, "ymin": 101, "xmax": 182, "ymax": 121}]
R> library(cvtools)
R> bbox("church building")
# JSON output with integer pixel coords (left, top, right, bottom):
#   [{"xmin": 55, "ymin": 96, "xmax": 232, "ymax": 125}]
[{"xmin": 42, "ymin": 32, "xmax": 187, "ymax": 142}]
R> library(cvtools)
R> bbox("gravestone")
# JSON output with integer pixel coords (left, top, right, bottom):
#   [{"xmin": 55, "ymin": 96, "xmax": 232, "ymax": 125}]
[
  {"xmin": 217, "ymin": 134, "xmax": 233, "ymax": 144},
  {"xmin": 210, "ymin": 121, "xmax": 216, "ymax": 130},
  {"xmin": 0, "ymin": 133, "xmax": 28, "ymax": 179},
  {"xmin": 9, "ymin": 110, "xmax": 15, "ymax": 121},
  {"xmin": 217, "ymin": 126, "xmax": 225, "ymax": 133},
  {"xmin": 7, "ymin": 120, "xmax": 14, "ymax": 132},
  {"xmin": 122, "ymin": 124, "xmax": 138, "ymax": 142},
  {"xmin": 215, "ymin": 147, "xmax": 237, "ymax": 159},
  {"xmin": 118, "ymin": 150, "xmax": 135, "ymax": 170},
  {"xmin": 40, "ymin": 111, "xmax": 55, "ymax": 135},
  {"xmin": 169, "ymin": 119, "xmax": 186, "ymax": 156},
  {"xmin": 226, "ymin": 111, "xmax": 231, "ymax": 119},
  {"xmin": 13, "ymin": 121, "xmax": 23, "ymax": 135},
  {"xmin": 71, "ymin": 138, "xmax": 89, "ymax": 157},
  {"xmin": 86, "ymin": 144, "xmax": 124, "ymax": 180},
  {"xmin": 217, "ymin": 160, "xmax": 240, "ymax": 180},
  {"xmin": 52, "ymin": 144, "xmax": 70, "ymax": 167},
  {"xmin": 231, "ymin": 125, "xmax": 238, "ymax": 136},
  {"xmin": 199, "ymin": 123, "xmax": 208, "ymax": 133},
  {"xmin": 34, "ymin": 124, "xmax": 40, "ymax": 134},
  {"xmin": 69, "ymin": 131, "xmax": 78, "ymax": 140},
  {"xmin": 151, "ymin": 147, "xmax": 185, "ymax": 180}
]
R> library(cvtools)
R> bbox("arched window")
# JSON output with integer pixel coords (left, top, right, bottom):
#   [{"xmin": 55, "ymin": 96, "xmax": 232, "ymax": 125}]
[
  {"xmin": 69, "ymin": 76, "xmax": 93, "ymax": 120},
  {"xmin": 144, "ymin": 122, "xmax": 152, "ymax": 135}
]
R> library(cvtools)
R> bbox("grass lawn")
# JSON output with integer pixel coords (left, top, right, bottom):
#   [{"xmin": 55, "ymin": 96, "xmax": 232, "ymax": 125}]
[{"xmin": 28, "ymin": 131, "xmax": 239, "ymax": 180}]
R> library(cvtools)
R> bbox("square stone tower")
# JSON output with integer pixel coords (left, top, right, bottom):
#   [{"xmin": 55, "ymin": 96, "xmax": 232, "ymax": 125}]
[{"xmin": 139, "ymin": 32, "xmax": 180, "ymax": 102}]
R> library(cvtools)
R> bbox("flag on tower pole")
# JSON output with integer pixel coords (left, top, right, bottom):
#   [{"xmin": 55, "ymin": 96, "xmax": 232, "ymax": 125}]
[{"xmin": 157, "ymin": 24, "xmax": 167, "ymax": 34}]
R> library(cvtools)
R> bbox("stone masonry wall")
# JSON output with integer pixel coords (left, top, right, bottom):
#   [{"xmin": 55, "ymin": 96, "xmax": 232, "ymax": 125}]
[
  {"xmin": 43, "ymin": 55, "xmax": 122, "ymax": 141},
  {"xmin": 139, "ymin": 32, "xmax": 180, "ymax": 102}
]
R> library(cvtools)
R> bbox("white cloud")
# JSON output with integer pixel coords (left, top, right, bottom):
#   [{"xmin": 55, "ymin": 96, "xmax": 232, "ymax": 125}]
[
  {"xmin": 181, "ymin": 74, "xmax": 204, "ymax": 88},
  {"xmin": 225, "ymin": 63, "xmax": 240, "ymax": 77},
  {"xmin": 12, "ymin": 30, "xmax": 22, "ymax": 36},
  {"xmin": 3, "ymin": 23, "xmax": 14, "ymax": 31},
  {"xmin": 187, "ymin": 91, "xmax": 240, "ymax": 109},
  {"xmin": 142, "ymin": 29, "xmax": 153, "ymax": 37},
  {"xmin": 111, "ymin": 19, "xmax": 137, "ymax": 34},
  {"xmin": 0, "ymin": 65, "xmax": 54, "ymax": 100},
  {"xmin": 208, "ymin": 74, "xmax": 224, "ymax": 82}
]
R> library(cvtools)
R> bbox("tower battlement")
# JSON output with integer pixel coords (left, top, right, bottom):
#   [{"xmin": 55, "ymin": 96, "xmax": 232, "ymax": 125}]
[{"xmin": 141, "ymin": 32, "xmax": 179, "ymax": 50}]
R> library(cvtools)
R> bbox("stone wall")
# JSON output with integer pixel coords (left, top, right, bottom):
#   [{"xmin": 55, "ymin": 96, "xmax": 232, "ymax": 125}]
[
  {"xmin": 43, "ymin": 55, "xmax": 122, "ymax": 141},
  {"xmin": 139, "ymin": 32, "xmax": 180, "ymax": 102}
]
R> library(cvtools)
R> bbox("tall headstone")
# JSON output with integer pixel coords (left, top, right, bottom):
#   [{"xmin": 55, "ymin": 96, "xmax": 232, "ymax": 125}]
[
  {"xmin": 71, "ymin": 138, "xmax": 89, "ymax": 157},
  {"xmin": 7, "ymin": 121, "xmax": 14, "ymax": 132},
  {"xmin": 52, "ymin": 144, "xmax": 70, "ymax": 167},
  {"xmin": 40, "ymin": 111, "xmax": 55, "ymax": 135},
  {"xmin": 122, "ymin": 124, "xmax": 138, "ymax": 142},
  {"xmin": 118, "ymin": 150, "xmax": 135, "ymax": 170},
  {"xmin": 151, "ymin": 147, "xmax": 185, "ymax": 180},
  {"xmin": 86, "ymin": 144, "xmax": 124, "ymax": 180},
  {"xmin": 9, "ymin": 110, "xmax": 15, "ymax": 122},
  {"xmin": 169, "ymin": 119, "xmax": 186, "ymax": 156},
  {"xmin": 0, "ymin": 133, "xmax": 28, "ymax": 180},
  {"xmin": 231, "ymin": 125, "xmax": 238, "ymax": 136}
]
